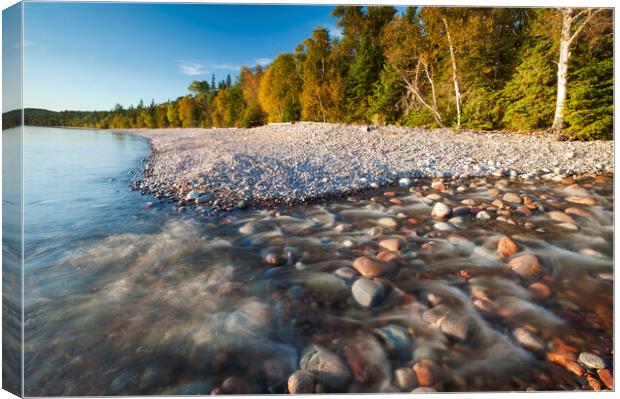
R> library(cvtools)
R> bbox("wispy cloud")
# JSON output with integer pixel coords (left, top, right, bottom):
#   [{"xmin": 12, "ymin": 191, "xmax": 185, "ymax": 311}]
[
  {"xmin": 177, "ymin": 60, "xmax": 206, "ymax": 76},
  {"xmin": 254, "ymin": 57, "xmax": 272, "ymax": 67},
  {"xmin": 213, "ymin": 63, "xmax": 240, "ymax": 71}
]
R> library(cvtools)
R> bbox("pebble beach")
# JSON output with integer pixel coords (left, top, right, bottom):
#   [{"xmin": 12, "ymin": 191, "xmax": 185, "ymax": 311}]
[{"xmin": 117, "ymin": 122, "xmax": 614, "ymax": 212}]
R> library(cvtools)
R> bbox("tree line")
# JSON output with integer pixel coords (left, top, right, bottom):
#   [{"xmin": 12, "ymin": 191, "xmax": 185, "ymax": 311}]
[{"xmin": 6, "ymin": 7, "xmax": 612, "ymax": 140}]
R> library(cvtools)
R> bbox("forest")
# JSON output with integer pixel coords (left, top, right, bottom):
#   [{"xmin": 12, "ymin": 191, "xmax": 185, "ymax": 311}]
[{"xmin": 5, "ymin": 7, "xmax": 613, "ymax": 140}]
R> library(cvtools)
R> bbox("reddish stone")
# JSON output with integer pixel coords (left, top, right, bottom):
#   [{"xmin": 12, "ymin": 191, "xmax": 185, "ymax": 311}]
[
  {"xmin": 565, "ymin": 207, "xmax": 593, "ymax": 218},
  {"xmin": 497, "ymin": 236, "xmax": 518, "ymax": 258},
  {"xmin": 379, "ymin": 238, "xmax": 401, "ymax": 252},
  {"xmin": 586, "ymin": 375, "xmax": 602, "ymax": 391},
  {"xmin": 507, "ymin": 254, "xmax": 543, "ymax": 278},
  {"xmin": 528, "ymin": 282, "xmax": 551, "ymax": 300},
  {"xmin": 597, "ymin": 369, "xmax": 613, "ymax": 390},
  {"xmin": 412, "ymin": 360, "xmax": 435, "ymax": 386},
  {"xmin": 377, "ymin": 251, "xmax": 399, "ymax": 262},
  {"xmin": 516, "ymin": 206, "xmax": 532, "ymax": 216},
  {"xmin": 566, "ymin": 361, "xmax": 584, "ymax": 376},
  {"xmin": 352, "ymin": 256, "xmax": 395, "ymax": 278}
]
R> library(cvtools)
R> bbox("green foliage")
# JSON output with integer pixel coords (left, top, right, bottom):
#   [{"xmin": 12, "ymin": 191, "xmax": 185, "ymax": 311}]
[
  {"xmin": 500, "ymin": 40, "xmax": 557, "ymax": 130},
  {"xmin": 564, "ymin": 57, "xmax": 613, "ymax": 140},
  {"xmin": 367, "ymin": 63, "xmax": 405, "ymax": 124}
]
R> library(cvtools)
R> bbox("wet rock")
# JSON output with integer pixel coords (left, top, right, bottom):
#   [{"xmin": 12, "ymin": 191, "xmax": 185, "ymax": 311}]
[
  {"xmin": 306, "ymin": 273, "xmax": 348, "ymax": 301},
  {"xmin": 497, "ymin": 236, "xmax": 518, "ymax": 258},
  {"xmin": 452, "ymin": 206, "xmax": 470, "ymax": 216},
  {"xmin": 476, "ymin": 211, "xmax": 491, "ymax": 220},
  {"xmin": 548, "ymin": 211, "xmax": 576, "ymax": 224},
  {"xmin": 341, "ymin": 336, "xmax": 390, "ymax": 385},
  {"xmin": 299, "ymin": 344, "xmax": 351, "ymax": 389},
  {"xmin": 566, "ymin": 195, "xmax": 597, "ymax": 205},
  {"xmin": 586, "ymin": 375, "xmax": 602, "ymax": 391},
  {"xmin": 426, "ymin": 193, "xmax": 442, "ymax": 201},
  {"xmin": 412, "ymin": 360, "xmax": 436, "ymax": 386},
  {"xmin": 352, "ymin": 256, "xmax": 395, "ymax": 278},
  {"xmin": 423, "ymin": 305, "xmax": 472, "ymax": 341},
  {"xmin": 513, "ymin": 327, "xmax": 546, "ymax": 351},
  {"xmin": 502, "ymin": 192, "xmax": 522, "ymax": 204},
  {"xmin": 374, "ymin": 325, "xmax": 412, "ymax": 356},
  {"xmin": 558, "ymin": 222, "xmax": 578, "ymax": 230},
  {"xmin": 528, "ymin": 282, "xmax": 551, "ymax": 300},
  {"xmin": 597, "ymin": 369, "xmax": 613, "ymax": 390},
  {"xmin": 287, "ymin": 370, "xmax": 315, "ymax": 394},
  {"xmin": 399, "ymin": 177, "xmax": 412, "ymax": 187},
  {"xmin": 377, "ymin": 217, "xmax": 398, "ymax": 228},
  {"xmin": 515, "ymin": 205, "xmax": 532, "ymax": 216},
  {"xmin": 239, "ymin": 223, "xmax": 256, "ymax": 235},
  {"xmin": 377, "ymin": 251, "xmax": 399, "ymax": 262},
  {"xmin": 431, "ymin": 181, "xmax": 445, "ymax": 191},
  {"xmin": 222, "ymin": 376, "xmax": 259, "ymax": 394},
  {"xmin": 565, "ymin": 361, "xmax": 584, "ymax": 376},
  {"xmin": 434, "ymin": 222, "xmax": 453, "ymax": 231},
  {"xmin": 352, "ymin": 278, "xmax": 385, "ymax": 307},
  {"xmin": 431, "ymin": 202, "xmax": 452, "ymax": 219},
  {"xmin": 507, "ymin": 254, "xmax": 543, "ymax": 278},
  {"xmin": 186, "ymin": 190, "xmax": 200, "ymax": 200},
  {"xmin": 379, "ymin": 238, "xmax": 401, "ymax": 252},
  {"xmin": 333, "ymin": 267, "xmax": 358, "ymax": 284},
  {"xmin": 394, "ymin": 367, "xmax": 418, "ymax": 391},
  {"xmin": 578, "ymin": 352, "xmax": 605, "ymax": 370},
  {"xmin": 225, "ymin": 301, "xmax": 275, "ymax": 337},
  {"xmin": 565, "ymin": 207, "xmax": 593, "ymax": 218}
]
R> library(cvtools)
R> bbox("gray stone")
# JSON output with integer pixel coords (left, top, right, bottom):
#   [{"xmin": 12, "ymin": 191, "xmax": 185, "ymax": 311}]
[
  {"xmin": 299, "ymin": 345, "xmax": 351, "ymax": 389},
  {"xmin": 578, "ymin": 352, "xmax": 605, "ymax": 369},
  {"xmin": 374, "ymin": 325, "xmax": 412, "ymax": 356},
  {"xmin": 352, "ymin": 278, "xmax": 385, "ymax": 307}
]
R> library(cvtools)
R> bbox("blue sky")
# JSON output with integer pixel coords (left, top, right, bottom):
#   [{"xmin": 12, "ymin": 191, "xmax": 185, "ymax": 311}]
[{"xmin": 22, "ymin": 3, "xmax": 355, "ymax": 111}]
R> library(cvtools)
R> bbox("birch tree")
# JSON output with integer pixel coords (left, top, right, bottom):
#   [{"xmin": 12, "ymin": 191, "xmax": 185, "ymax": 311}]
[{"xmin": 552, "ymin": 8, "xmax": 602, "ymax": 132}]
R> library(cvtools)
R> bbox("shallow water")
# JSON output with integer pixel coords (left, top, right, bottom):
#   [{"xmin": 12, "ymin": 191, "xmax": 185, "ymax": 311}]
[{"xmin": 16, "ymin": 128, "xmax": 613, "ymax": 395}]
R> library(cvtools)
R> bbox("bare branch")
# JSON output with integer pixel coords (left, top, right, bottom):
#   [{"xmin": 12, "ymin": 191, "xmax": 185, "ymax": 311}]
[{"xmin": 568, "ymin": 8, "xmax": 604, "ymax": 45}]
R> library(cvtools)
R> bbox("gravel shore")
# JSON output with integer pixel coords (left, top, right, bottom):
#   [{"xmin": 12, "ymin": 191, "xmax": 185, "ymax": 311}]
[{"xmin": 116, "ymin": 123, "xmax": 614, "ymax": 210}]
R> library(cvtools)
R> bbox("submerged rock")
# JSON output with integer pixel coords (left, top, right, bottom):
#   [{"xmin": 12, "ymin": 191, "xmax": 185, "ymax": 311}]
[
  {"xmin": 352, "ymin": 278, "xmax": 385, "ymax": 307},
  {"xmin": 507, "ymin": 254, "xmax": 543, "ymax": 278},
  {"xmin": 287, "ymin": 370, "xmax": 315, "ymax": 394},
  {"xmin": 352, "ymin": 256, "xmax": 395, "ymax": 278},
  {"xmin": 299, "ymin": 345, "xmax": 351, "ymax": 389}
]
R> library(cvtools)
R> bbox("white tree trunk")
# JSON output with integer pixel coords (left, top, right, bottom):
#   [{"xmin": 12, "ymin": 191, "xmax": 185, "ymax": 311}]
[
  {"xmin": 552, "ymin": 9, "xmax": 573, "ymax": 132},
  {"xmin": 443, "ymin": 18, "xmax": 462, "ymax": 129}
]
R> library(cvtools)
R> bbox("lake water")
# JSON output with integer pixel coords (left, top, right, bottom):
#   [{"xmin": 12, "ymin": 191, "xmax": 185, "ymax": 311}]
[{"xmin": 5, "ymin": 127, "xmax": 613, "ymax": 395}]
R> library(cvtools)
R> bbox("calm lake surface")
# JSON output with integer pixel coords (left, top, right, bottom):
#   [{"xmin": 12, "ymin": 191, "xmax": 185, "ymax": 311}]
[{"xmin": 13, "ymin": 127, "xmax": 613, "ymax": 395}]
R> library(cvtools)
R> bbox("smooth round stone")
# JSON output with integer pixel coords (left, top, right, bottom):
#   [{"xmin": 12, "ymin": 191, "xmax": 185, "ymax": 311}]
[
  {"xmin": 497, "ymin": 236, "xmax": 518, "ymax": 258},
  {"xmin": 352, "ymin": 278, "xmax": 385, "ymax": 307},
  {"xmin": 377, "ymin": 217, "xmax": 398, "ymax": 228},
  {"xmin": 394, "ymin": 367, "xmax": 418, "ymax": 391},
  {"xmin": 287, "ymin": 370, "xmax": 315, "ymax": 394},
  {"xmin": 299, "ymin": 345, "xmax": 351, "ymax": 389},
  {"xmin": 558, "ymin": 222, "xmax": 578, "ymax": 230},
  {"xmin": 434, "ymin": 222, "xmax": 453, "ymax": 231},
  {"xmin": 578, "ymin": 352, "xmax": 605, "ymax": 369},
  {"xmin": 379, "ymin": 238, "xmax": 401, "ymax": 252},
  {"xmin": 186, "ymin": 190, "xmax": 200, "ymax": 200},
  {"xmin": 431, "ymin": 202, "xmax": 451, "ymax": 219},
  {"xmin": 333, "ymin": 267, "xmax": 358, "ymax": 283},
  {"xmin": 399, "ymin": 177, "xmax": 411, "ymax": 187},
  {"xmin": 476, "ymin": 211, "xmax": 491, "ymax": 220},
  {"xmin": 239, "ymin": 223, "xmax": 256, "ymax": 235},
  {"xmin": 448, "ymin": 216, "xmax": 464, "ymax": 225},
  {"xmin": 375, "ymin": 325, "xmax": 412, "ymax": 355},
  {"xmin": 548, "ymin": 211, "xmax": 576, "ymax": 224},
  {"xmin": 352, "ymin": 256, "xmax": 395, "ymax": 278},
  {"xmin": 426, "ymin": 193, "xmax": 442, "ymax": 201},
  {"xmin": 507, "ymin": 254, "xmax": 543, "ymax": 278},
  {"xmin": 513, "ymin": 327, "xmax": 546, "ymax": 351},
  {"xmin": 502, "ymin": 192, "xmax": 522, "ymax": 204},
  {"xmin": 566, "ymin": 195, "xmax": 597, "ymax": 205}
]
